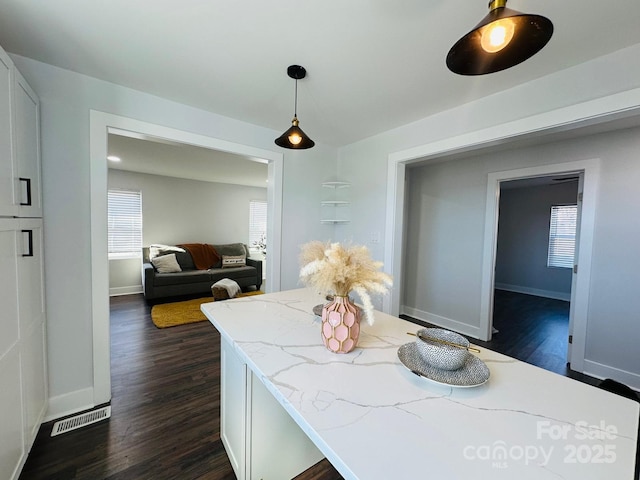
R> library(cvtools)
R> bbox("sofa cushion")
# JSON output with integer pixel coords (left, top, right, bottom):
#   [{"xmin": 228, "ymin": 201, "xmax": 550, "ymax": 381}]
[
  {"xmin": 149, "ymin": 244, "xmax": 195, "ymax": 270},
  {"xmin": 151, "ymin": 254, "xmax": 182, "ymax": 273},
  {"xmin": 212, "ymin": 243, "xmax": 248, "ymax": 268},
  {"xmin": 154, "ymin": 269, "xmax": 211, "ymax": 286},
  {"xmin": 174, "ymin": 251, "xmax": 195, "ymax": 270},
  {"xmin": 210, "ymin": 266, "xmax": 256, "ymax": 284}
]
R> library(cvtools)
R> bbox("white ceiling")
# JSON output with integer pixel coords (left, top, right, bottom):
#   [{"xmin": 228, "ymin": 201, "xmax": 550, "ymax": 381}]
[
  {"xmin": 108, "ymin": 132, "xmax": 268, "ymax": 187},
  {"xmin": 0, "ymin": 1, "xmax": 639, "ymax": 147}
]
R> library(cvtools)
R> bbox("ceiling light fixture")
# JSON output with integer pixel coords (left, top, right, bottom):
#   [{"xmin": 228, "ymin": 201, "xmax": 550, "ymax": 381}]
[
  {"xmin": 446, "ymin": 0, "xmax": 553, "ymax": 75},
  {"xmin": 275, "ymin": 65, "xmax": 315, "ymax": 150},
  {"xmin": 107, "ymin": 155, "xmax": 121, "ymax": 162}
]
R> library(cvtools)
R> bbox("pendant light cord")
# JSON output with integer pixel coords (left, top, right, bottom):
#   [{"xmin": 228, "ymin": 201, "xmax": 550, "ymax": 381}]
[{"xmin": 293, "ymin": 78, "xmax": 298, "ymax": 117}]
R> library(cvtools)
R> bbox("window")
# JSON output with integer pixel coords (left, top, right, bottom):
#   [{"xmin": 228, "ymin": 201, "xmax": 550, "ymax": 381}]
[
  {"xmin": 108, "ymin": 189, "xmax": 142, "ymax": 259},
  {"xmin": 547, "ymin": 204, "xmax": 577, "ymax": 268},
  {"xmin": 249, "ymin": 200, "xmax": 267, "ymax": 253}
]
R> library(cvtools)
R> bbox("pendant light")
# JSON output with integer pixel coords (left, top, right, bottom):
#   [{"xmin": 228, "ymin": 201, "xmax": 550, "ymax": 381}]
[
  {"xmin": 446, "ymin": 0, "xmax": 553, "ymax": 75},
  {"xmin": 275, "ymin": 65, "xmax": 315, "ymax": 149}
]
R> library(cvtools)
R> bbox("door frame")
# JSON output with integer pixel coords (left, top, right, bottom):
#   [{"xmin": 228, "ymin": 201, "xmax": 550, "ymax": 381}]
[
  {"xmin": 480, "ymin": 161, "xmax": 599, "ymax": 371},
  {"xmin": 383, "ymin": 89, "xmax": 640, "ymax": 374},
  {"xmin": 89, "ymin": 111, "xmax": 284, "ymax": 406}
]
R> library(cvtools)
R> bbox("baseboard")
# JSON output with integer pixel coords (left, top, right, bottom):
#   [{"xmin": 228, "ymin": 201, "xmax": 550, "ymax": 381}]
[
  {"xmin": 582, "ymin": 360, "xmax": 640, "ymax": 392},
  {"xmin": 400, "ymin": 305, "xmax": 481, "ymax": 339},
  {"xmin": 45, "ymin": 387, "xmax": 96, "ymax": 422},
  {"xmin": 495, "ymin": 283, "xmax": 571, "ymax": 302},
  {"xmin": 109, "ymin": 285, "xmax": 143, "ymax": 296}
]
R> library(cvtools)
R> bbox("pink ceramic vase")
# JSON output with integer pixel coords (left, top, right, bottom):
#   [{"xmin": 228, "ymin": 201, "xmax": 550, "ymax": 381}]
[{"xmin": 321, "ymin": 295, "xmax": 361, "ymax": 353}]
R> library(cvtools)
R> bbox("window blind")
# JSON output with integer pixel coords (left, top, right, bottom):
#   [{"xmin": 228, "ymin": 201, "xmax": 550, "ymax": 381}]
[
  {"xmin": 108, "ymin": 189, "xmax": 142, "ymax": 258},
  {"xmin": 249, "ymin": 200, "xmax": 267, "ymax": 250},
  {"xmin": 547, "ymin": 204, "xmax": 577, "ymax": 269}
]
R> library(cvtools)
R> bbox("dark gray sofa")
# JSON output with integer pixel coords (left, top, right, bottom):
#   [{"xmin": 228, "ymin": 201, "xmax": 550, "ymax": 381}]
[{"xmin": 141, "ymin": 243, "xmax": 262, "ymax": 301}]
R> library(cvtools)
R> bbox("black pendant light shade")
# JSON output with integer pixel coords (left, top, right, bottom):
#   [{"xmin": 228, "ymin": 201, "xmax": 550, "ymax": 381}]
[
  {"xmin": 446, "ymin": 0, "xmax": 553, "ymax": 75},
  {"xmin": 275, "ymin": 65, "xmax": 315, "ymax": 149}
]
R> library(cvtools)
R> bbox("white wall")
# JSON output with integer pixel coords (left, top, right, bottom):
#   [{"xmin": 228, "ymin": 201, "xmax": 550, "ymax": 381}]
[
  {"xmin": 109, "ymin": 169, "xmax": 267, "ymax": 246},
  {"xmin": 403, "ymin": 152, "xmax": 580, "ymax": 324},
  {"xmin": 339, "ymin": 45, "xmax": 640, "ymax": 387},
  {"xmin": 11, "ymin": 54, "xmax": 337, "ymax": 416},
  {"xmin": 108, "ymin": 258, "xmax": 141, "ymax": 296},
  {"xmin": 494, "ymin": 182, "xmax": 576, "ymax": 300},
  {"xmin": 107, "ymin": 168, "xmax": 268, "ymax": 294},
  {"xmin": 10, "ymin": 41, "xmax": 640, "ymax": 414}
]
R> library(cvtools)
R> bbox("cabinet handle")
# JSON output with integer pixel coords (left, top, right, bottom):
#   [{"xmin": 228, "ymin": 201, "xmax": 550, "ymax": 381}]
[
  {"xmin": 19, "ymin": 177, "xmax": 32, "ymax": 206},
  {"xmin": 21, "ymin": 229, "xmax": 34, "ymax": 257}
]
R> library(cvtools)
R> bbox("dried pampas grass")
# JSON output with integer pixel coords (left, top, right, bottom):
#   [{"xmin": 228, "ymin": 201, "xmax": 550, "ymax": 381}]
[{"xmin": 299, "ymin": 241, "xmax": 392, "ymax": 325}]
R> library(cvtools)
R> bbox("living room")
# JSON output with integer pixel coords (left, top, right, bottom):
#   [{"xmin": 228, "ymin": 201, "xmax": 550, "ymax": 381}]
[
  {"xmin": 1, "ymin": 2, "xmax": 639, "ymax": 478},
  {"xmin": 106, "ymin": 132, "xmax": 269, "ymax": 297}
]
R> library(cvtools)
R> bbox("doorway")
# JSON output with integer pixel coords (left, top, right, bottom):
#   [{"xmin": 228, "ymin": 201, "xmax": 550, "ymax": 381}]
[
  {"xmin": 90, "ymin": 111, "xmax": 284, "ymax": 406},
  {"xmin": 491, "ymin": 174, "xmax": 581, "ymax": 372},
  {"xmin": 480, "ymin": 160, "xmax": 599, "ymax": 373}
]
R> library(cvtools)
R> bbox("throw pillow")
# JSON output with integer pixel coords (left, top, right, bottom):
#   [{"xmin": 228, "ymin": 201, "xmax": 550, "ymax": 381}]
[
  {"xmin": 174, "ymin": 251, "xmax": 196, "ymax": 270},
  {"xmin": 149, "ymin": 244, "xmax": 186, "ymax": 260},
  {"xmin": 221, "ymin": 255, "xmax": 246, "ymax": 268},
  {"xmin": 151, "ymin": 253, "xmax": 182, "ymax": 273},
  {"xmin": 211, "ymin": 243, "xmax": 248, "ymax": 268}
]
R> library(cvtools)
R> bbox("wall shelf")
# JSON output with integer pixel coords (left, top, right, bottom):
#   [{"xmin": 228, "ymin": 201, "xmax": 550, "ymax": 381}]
[
  {"xmin": 320, "ymin": 219, "xmax": 350, "ymax": 224},
  {"xmin": 321, "ymin": 182, "xmax": 350, "ymax": 224},
  {"xmin": 321, "ymin": 181, "xmax": 351, "ymax": 189}
]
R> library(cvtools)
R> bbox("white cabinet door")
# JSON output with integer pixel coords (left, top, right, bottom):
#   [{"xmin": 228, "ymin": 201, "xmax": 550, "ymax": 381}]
[
  {"xmin": 0, "ymin": 348, "xmax": 24, "ymax": 480},
  {"xmin": 0, "ymin": 219, "xmax": 24, "ymax": 480},
  {"xmin": 221, "ymin": 338, "xmax": 248, "ymax": 479},
  {"xmin": 0, "ymin": 219, "xmax": 19, "ymax": 359},
  {"xmin": 18, "ymin": 219, "xmax": 47, "ymax": 448},
  {"xmin": 17, "ymin": 219, "xmax": 45, "ymax": 334},
  {"xmin": 220, "ymin": 338, "xmax": 323, "ymax": 480},
  {"xmin": 248, "ymin": 374, "xmax": 323, "ymax": 480},
  {"xmin": 0, "ymin": 48, "xmax": 16, "ymax": 217},
  {"xmin": 13, "ymin": 70, "xmax": 41, "ymax": 218},
  {"xmin": 21, "ymin": 320, "xmax": 47, "ymax": 450}
]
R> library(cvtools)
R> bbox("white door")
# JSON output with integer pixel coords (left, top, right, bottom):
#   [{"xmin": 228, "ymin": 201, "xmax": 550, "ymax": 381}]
[{"xmin": 566, "ymin": 173, "xmax": 584, "ymax": 364}]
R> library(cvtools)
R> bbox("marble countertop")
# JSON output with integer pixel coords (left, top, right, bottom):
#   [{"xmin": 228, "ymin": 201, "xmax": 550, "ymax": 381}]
[{"xmin": 202, "ymin": 288, "xmax": 639, "ymax": 479}]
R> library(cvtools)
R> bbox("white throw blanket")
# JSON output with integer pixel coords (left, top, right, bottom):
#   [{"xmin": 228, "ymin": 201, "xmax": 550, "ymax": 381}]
[{"xmin": 213, "ymin": 278, "xmax": 241, "ymax": 298}]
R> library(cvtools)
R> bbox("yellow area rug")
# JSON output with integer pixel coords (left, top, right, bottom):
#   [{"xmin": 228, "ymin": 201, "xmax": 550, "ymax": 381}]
[{"xmin": 151, "ymin": 291, "xmax": 264, "ymax": 328}]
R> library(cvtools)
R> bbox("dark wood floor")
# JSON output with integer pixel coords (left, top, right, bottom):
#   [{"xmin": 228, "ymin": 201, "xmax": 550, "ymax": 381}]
[{"xmin": 21, "ymin": 290, "xmax": 597, "ymax": 480}]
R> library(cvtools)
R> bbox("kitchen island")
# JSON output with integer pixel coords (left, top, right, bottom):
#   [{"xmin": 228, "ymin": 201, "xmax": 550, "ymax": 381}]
[{"xmin": 202, "ymin": 288, "xmax": 639, "ymax": 479}]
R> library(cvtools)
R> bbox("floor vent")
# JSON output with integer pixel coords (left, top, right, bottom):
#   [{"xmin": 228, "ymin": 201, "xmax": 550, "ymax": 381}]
[{"xmin": 51, "ymin": 406, "xmax": 111, "ymax": 436}]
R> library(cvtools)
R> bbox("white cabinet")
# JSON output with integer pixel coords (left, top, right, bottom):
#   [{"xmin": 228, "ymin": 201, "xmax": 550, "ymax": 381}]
[
  {"xmin": 220, "ymin": 338, "xmax": 323, "ymax": 480},
  {"xmin": 14, "ymin": 71, "xmax": 42, "ymax": 218},
  {"xmin": 220, "ymin": 338, "xmax": 248, "ymax": 478},
  {"xmin": 18, "ymin": 219, "xmax": 47, "ymax": 445},
  {"xmin": 0, "ymin": 50, "xmax": 42, "ymax": 218},
  {"xmin": 0, "ymin": 218, "xmax": 47, "ymax": 479},
  {"xmin": 0, "ymin": 41, "xmax": 47, "ymax": 480}
]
